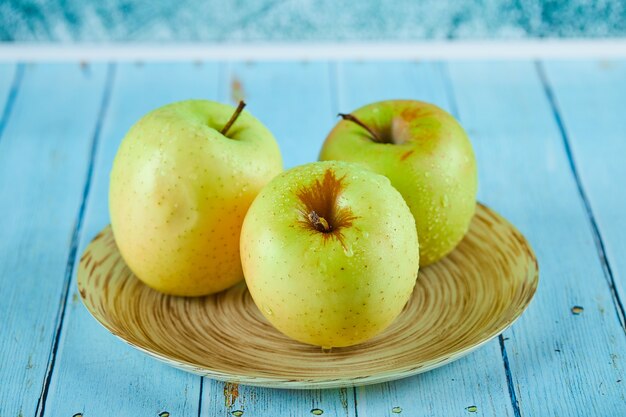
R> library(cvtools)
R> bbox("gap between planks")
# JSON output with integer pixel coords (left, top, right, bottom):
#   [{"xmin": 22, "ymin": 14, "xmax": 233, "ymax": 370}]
[
  {"xmin": 34, "ymin": 63, "xmax": 117, "ymax": 417},
  {"xmin": 197, "ymin": 377, "xmax": 204, "ymax": 417},
  {"xmin": 439, "ymin": 62, "xmax": 522, "ymax": 417},
  {"xmin": 0, "ymin": 63, "xmax": 24, "ymax": 144},
  {"xmin": 535, "ymin": 61, "xmax": 626, "ymax": 333}
]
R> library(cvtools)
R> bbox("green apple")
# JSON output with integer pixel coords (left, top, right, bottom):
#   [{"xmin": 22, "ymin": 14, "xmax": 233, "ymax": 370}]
[
  {"xmin": 109, "ymin": 100, "xmax": 282, "ymax": 296},
  {"xmin": 320, "ymin": 100, "xmax": 477, "ymax": 266},
  {"xmin": 240, "ymin": 161, "xmax": 419, "ymax": 348}
]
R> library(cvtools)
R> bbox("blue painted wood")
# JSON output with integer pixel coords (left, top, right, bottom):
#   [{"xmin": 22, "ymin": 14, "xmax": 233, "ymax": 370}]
[
  {"xmin": 542, "ymin": 60, "xmax": 626, "ymax": 329},
  {"xmin": 336, "ymin": 61, "xmax": 454, "ymax": 112},
  {"xmin": 203, "ymin": 383, "xmax": 356, "ymax": 417},
  {"xmin": 0, "ymin": 63, "xmax": 108, "ymax": 417},
  {"xmin": 40, "ymin": 62, "xmax": 223, "ymax": 417},
  {"xmin": 2, "ymin": 59, "xmax": 625, "ymax": 415},
  {"xmin": 201, "ymin": 61, "xmax": 356, "ymax": 417},
  {"xmin": 0, "ymin": 64, "xmax": 19, "ymax": 131},
  {"xmin": 335, "ymin": 61, "xmax": 515, "ymax": 417},
  {"xmin": 228, "ymin": 61, "xmax": 335, "ymax": 169},
  {"xmin": 447, "ymin": 60, "xmax": 626, "ymax": 415}
]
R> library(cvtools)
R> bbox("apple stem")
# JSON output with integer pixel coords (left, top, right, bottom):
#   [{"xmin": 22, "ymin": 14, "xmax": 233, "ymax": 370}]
[
  {"xmin": 308, "ymin": 210, "xmax": 331, "ymax": 232},
  {"xmin": 221, "ymin": 100, "xmax": 246, "ymax": 136},
  {"xmin": 338, "ymin": 113, "xmax": 382, "ymax": 143}
]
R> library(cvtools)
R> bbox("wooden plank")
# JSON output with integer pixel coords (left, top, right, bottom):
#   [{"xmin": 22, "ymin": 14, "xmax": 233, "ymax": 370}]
[
  {"xmin": 0, "ymin": 63, "xmax": 108, "ymax": 417},
  {"xmin": 40, "ymin": 62, "xmax": 223, "ymax": 417},
  {"xmin": 203, "ymin": 383, "xmax": 356, "ymax": 417},
  {"xmin": 447, "ymin": 61, "xmax": 626, "ymax": 415},
  {"xmin": 201, "ymin": 61, "xmax": 356, "ymax": 417},
  {"xmin": 227, "ymin": 61, "xmax": 335, "ymax": 169},
  {"xmin": 542, "ymin": 60, "xmax": 626, "ymax": 329},
  {"xmin": 335, "ymin": 61, "xmax": 515, "ymax": 417}
]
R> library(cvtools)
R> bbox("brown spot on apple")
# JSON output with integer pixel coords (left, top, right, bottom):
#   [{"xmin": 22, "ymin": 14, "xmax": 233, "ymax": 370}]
[
  {"xmin": 400, "ymin": 105, "xmax": 425, "ymax": 121},
  {"xmin": 400, "ymin": 150, "xmax": 414, "ymax": 161},
  {"xmin": 296, "ymin": 169, "xmax": 358, "ymax": 247}
]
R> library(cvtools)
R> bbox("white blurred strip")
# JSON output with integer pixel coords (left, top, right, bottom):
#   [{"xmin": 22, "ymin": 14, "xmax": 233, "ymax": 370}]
[{"xmin": 1, "ymin": 40, "xmax": 626, "ymax": 61}]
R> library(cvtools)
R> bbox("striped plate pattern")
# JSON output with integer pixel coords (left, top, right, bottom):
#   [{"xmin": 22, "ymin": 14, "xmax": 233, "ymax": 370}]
[{"xmin": 78, "ymin": 203, "xmax": 538, "ymax": 389}]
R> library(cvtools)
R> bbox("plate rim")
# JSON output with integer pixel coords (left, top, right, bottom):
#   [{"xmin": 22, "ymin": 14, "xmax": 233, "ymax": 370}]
[{"xmin": 78, "ymin": 202, "xmax": 539, "ymax": 389}]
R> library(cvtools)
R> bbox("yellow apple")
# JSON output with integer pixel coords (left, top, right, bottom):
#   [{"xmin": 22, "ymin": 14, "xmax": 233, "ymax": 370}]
[
  {"xmin": 109, "ymin": 100, "xmax": 282, "ymax": 296},
  {"xmin": 240, "ymin": 161, "xmax": 419, "ymax": 348},
  {"xmin": 320, "ymin": 100, "xmax": 477, "ymax": 266}
]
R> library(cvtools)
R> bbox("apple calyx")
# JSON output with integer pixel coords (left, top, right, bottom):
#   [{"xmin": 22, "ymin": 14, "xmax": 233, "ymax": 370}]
[
  {"xmin": 308, "ymin": 210, "xmax": 331, "ymax": 233},
  {"xmin": 338, "ymin": 113, "xmax": 384, "ymax": 143},
  {"xmin": 221, "ymin": 100, "xmax": 247, "ymax": 136},
  {"xmin": 296, "ymin": 169, "xmax": 358, "ymax": 248}
]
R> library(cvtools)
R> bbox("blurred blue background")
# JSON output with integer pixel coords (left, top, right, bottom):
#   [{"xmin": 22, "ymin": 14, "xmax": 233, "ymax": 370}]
[{"xmin": 1, "ymin": 0, "xmax": 624, "ymax": 42}]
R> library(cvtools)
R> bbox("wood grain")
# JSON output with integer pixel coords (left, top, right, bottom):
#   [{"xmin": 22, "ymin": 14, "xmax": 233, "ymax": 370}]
[
  {"xmin": 77, "ymin": 203, "xmax": 537, "ymax": 389},
  {"xmin": 447, "ymin": 60, "xmax": 626, "ymax": 416},
  {"xmin": 543, "ymin": 60, "xmax": 626, "ymax": 328},
  {"xmin": 0, "ymin": 63, "xmax": 108, "ymax": 417},
  {"xmin": 202, "ymin": 383, "xmax": 357, "ymax": 417}
]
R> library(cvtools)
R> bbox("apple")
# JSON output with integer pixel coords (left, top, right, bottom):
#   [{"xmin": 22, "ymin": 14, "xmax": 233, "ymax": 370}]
[
  {"xmin": 109, "ymin": 100, "xmax": 282, "ymax": 296},
  {"xmin": 319, "ymin": 100, "xmax": 477, "ymax": 266},
  {"xmin": 240, "ymin": 161, "xmax": 419, "ymax": 348}
]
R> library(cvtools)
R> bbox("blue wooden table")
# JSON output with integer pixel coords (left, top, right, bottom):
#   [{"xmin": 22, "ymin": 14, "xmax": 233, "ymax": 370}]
[{"xmin": 0, "ymin": 60, "xmax": 625, "ymax": 416}]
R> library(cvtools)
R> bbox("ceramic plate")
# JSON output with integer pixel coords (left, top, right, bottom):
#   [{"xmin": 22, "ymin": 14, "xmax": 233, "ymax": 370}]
[{"xmin": 78, "ymin": 203, "xmax": 538, "ymax": 389}]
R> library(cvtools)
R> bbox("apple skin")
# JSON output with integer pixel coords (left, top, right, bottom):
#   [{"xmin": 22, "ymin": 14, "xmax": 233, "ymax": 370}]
[
  {"xmin": 109, "ymin": 100, "xmax": 282, "ymax": 296},
  {"xmin": 240, "ymin": 161, "xmax": 419, "ymax": 348},
  {"xmin": 320, "ymin": 100, "xmax": 477, "ymax": 266}
]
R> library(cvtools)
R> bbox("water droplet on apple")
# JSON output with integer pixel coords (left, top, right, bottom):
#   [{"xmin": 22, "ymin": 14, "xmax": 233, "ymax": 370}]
[
  {"xmin": 424, "ymin": 172, "xmax": 431, "ymax": 178},
  {"xmin": 440, "ymin": 195, "xmax": 449, "ymax": 208},
  {"xmin": 363, "ymin": 231, "xmax": 369, "ymax": 238},
  {"xmin": 263, "ymin": 305, "xmax": 273, "ymax": 316},
  {"xmin": 343, "ymin": 245, "xmax": 354, "ymax": 257}
]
